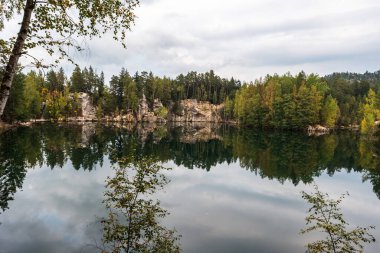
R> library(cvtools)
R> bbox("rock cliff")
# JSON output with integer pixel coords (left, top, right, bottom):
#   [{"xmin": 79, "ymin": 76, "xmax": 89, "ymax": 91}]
[
  {"xmin": 168, "ymin": 99, "xmax": 224, "ymax": 123},
  {"xmin": 68, "ymin": 93, "xmax": 225, "ymax": 123},
  {"xmin": 135, "ymin": 97, "xmax": 224, "ymax": 123},
  {"xmin": 137, "ymin": 94, "xmax": 152, "ymax": 121},
  {"xmin": 75, "ymin": 92, "xmax": 97, "ymax": 121}
]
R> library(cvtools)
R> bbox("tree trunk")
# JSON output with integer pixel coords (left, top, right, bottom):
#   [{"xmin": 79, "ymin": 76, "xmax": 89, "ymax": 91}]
[{"xmin": 0, "ymin": 0, "xmax": 35, "ymax": 118}]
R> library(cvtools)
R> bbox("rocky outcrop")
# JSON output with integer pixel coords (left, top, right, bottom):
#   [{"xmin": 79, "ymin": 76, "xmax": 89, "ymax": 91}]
[
  {"xmin": 78, "ymin": 92, "xmax": 96, "ymax": 120},
  {"xmin": 67, "ymin": 93, "xmax": 97, "ymax": 121},
  {"xmin": 56, "ymin": 92, "xmax": 224, "ymax": 123},
  {"xmin": 137, "ymin": 94, "xmax": 156, "ymax": 122},
  {"xmin": 168, "ymin": 99, "xmax": 224, "ymax": 123},
  {"xmin": 111, "ymin": 98, "xmax": 224, "ymax": 123},
  {"xmin": 153, "ymin": 99, "xmax": 163, "ymax": 112}
]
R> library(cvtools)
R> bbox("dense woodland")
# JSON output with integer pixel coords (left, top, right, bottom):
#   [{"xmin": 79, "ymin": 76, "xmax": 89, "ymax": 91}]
[{"xmin": 1, "ymin": 67, "xmax": 380, "ymax": 134}]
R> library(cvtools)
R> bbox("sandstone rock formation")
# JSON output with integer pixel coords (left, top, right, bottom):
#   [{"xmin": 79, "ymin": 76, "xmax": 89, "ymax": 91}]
[
  {"xmin": 69, "ymin": 92, "xmax": 225, "ymax": 123},
  {"xmin": 137, "ymin": 94, "xmax": 153, "ymax": 122},
  {"xmin": 136, "ymin": 95, "xmax": 166, "ymax": 122},
  {"xmin": 153, "ymin": 99, "xmax": 163, "ymax": 111},
  {"xmin": 79, "ymin": 92, "xmax": 96, "ymax": 119},
  {"xmin": 168, "ymin": 99, "xmax": 224, "ymax": 123},
  {"xmin": 66, "ymin": 92, "xmax": 96, "ymax": 121}
]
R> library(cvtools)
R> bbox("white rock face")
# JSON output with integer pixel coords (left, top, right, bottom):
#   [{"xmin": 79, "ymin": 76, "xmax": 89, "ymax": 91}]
[
  {"xmin": 169, "ymin": 99, "xmax": 224, "ymax": 123},
  {"xmin": 153, "ymin": 98, "xmax": 164, "ymax": 112},
  {"xmin": 137, "ymin": 94, "xmax": 153, "ymax": 121},
  {"xmin": 78, "ymin": 92, "xmax": 96, "ymax": 120},
  {"xmin": 88, "ymin": 93, "xmax": 225, "ymax": 123}
]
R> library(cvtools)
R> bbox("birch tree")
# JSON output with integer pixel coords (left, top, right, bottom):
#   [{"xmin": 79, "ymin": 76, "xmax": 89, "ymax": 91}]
[{"xmin": 0, "ymin": 0, "xmax": 139, "ymax": 118}]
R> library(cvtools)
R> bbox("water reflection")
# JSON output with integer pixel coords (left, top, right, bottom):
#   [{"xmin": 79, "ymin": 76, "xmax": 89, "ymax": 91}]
[
  {"xmin": 1, "ymin": 123, "xmax": 380, "ymax": 213},
  {"xmin": 301, "ymin": 184, "xmax": 376, "ymax": 252},
  {"xmin": 99, "ymin": 158, "xmax": 180, "ymax": 253},
  {"xmin": 0, "ymin": 123, "xmax": 379, "ymax": 252}
]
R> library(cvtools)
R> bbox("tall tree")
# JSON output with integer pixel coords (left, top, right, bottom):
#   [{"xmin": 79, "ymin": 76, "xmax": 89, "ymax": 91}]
[
  {"xmin": 56, "ymin": 67, "xmax": 65, "ymax": 91},
  {"xmin": 70, "ymin": 66, "xmax": 85, "ymax": 93},
  {"xmin": 321, "ymin": 95, "xmax": 340, "ymax": 128},
  {"xmin": 45, "ymin": 70, "xmax": 59, "ymax": 91},
  {"xmin": 0, "ymin": 0, "xmax": 140, "ymax": 118}
]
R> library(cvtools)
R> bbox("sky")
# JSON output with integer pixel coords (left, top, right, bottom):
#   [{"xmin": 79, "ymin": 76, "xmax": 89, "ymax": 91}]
[{"xmin": 5, "ymin": 0, "xmax": 380, "ymax": 82}]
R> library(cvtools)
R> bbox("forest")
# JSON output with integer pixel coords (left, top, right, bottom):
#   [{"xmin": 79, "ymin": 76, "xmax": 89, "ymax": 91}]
[{"xmin": 1, "ymin": 67, "xmax": 380, "ymax": 134}]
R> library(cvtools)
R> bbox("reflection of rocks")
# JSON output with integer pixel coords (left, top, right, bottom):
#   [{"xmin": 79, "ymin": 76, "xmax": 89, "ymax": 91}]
[
  {"xmin": 176, "ymin": 123, "xmax": 222, "ymax": 143},
  {"xmin": 136, "ymin": 123, "xmax": 158, "ymax": 143},
  {"xmin": 169, "ymin": 99, "xmax": 223, "ymax": 123},
  {"xmin": 103, "ymin": 122, "xmax": 223, "ymax": 144},
  {"xmin": 152, "ymin": 126, "xmax": 168, "ymax": 143},
  {"xmin": 105, "ymin": 122, "xmax": 135, "ymax": 131},
  {"xmin": 307, "ymin": 125, "xmax": 329, "ymax": 136},
  {"xmin": 57, "ymin": 122, "xmax": 97, "ymax": 147},
  {"xmin": 123, "ymin": 112, "xmax": 135, "ymax": 122},
  {"xmin": 80, "ymin": 123, "xmax": 96, "ymax": 147}
]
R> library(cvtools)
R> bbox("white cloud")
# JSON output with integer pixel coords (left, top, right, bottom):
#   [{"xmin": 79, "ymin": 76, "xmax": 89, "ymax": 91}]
[{"xmin": 4, "ymin": 0, "xmax": 380, "ymax": 82}]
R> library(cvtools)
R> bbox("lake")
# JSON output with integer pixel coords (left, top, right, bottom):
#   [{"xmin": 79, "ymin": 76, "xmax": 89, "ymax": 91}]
[{"xmin": 0, "ymin": 123, "xmax": 379, "ymax": 253}]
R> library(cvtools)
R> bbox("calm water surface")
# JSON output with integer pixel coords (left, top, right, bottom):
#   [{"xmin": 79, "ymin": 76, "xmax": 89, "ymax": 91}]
[{"xmin": 0, "ymin": 123, "xmax": 379, "ymax": 253}]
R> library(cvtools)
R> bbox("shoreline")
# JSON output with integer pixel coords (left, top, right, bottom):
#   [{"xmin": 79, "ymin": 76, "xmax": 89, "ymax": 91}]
[{"xmin": 0, "ymin": 118, "xmax": 360, "ymax": 136}]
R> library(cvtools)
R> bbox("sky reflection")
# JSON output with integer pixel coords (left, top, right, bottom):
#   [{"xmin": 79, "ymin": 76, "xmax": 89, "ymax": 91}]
[{"xmin": 0, "ymin": 133, "xmax": 379, "ymax": 253}]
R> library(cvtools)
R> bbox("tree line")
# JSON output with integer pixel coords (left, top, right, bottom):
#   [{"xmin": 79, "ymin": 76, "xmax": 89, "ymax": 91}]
[
  {"xmin": 0, "ymin": 66, "xmax": 241, "ymax": 121},
  {"xmin": 2, "ymin": 66, "xmax": 380, "ymax": 134},
  {"xmin": 228, "ymin": 71, "xmax": 380, "ymax": 134}
]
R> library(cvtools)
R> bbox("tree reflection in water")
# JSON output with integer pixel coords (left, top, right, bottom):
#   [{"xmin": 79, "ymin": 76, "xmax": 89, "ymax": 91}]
[
  {"xmin": 1, "ymin": 123, "xmax": 380, "ymax": 218},
  {"xmin": 301, "ymin": 185, "xmax": 375, "ymax": 253},
  {"xmin": 99, "ymin": 157, "xmax": 181, "ymax": 253}
]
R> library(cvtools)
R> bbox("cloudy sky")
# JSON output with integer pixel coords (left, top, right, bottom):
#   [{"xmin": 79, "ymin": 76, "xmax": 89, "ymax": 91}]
[{"xmin": 7, "ymin": 0, "xmax": 380, "ymax": 82}]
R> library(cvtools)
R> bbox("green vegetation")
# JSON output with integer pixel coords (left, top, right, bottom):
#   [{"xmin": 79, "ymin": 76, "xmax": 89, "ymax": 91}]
[
  {"xmin": 2, "ymin": 124, "xmax": 380, "ymax": 214},
  {"xmin": 301, "ymin": 185, "xmax": 375, "ymax": 253},
  {"xmin": 1, "ymin": 67, "xmax": 380, "ymax": 134},
  {"xmin": 100, "ymin": 158, "xmax": 181, "ymax": 253},
  {"xmin": 0, "ymin": 0, "xmax": 139, "ymax": 118},
  {"xmin": 0, "ymin": 67, "xmax": 241, "ymax": 121},
  {"xmin": 155, "ymin": 106, "xmax": 169, "ymax": 118},
  {"xmin": 232, "ymin": 71, "xmax": 380, "ymax": 132},
  {"xmin": 321, "ymin": 95, "xmax": 340, "ymax": 128}
]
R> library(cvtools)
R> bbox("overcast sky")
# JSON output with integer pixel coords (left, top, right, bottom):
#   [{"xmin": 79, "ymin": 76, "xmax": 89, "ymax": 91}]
[{"xmin": 7, "ymin": 0, "xmax": 380, "ymax": 82}]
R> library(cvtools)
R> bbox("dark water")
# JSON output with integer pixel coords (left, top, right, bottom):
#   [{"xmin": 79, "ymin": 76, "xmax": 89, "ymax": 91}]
[{"xmin": 0, "ymin": 123, "xmax": 380, "ymax": 253}]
